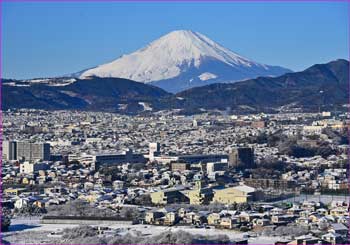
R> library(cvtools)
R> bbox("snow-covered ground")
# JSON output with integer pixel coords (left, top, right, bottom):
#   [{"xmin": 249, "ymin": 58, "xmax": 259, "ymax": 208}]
[
  {"xmin": 273, "ymin": 194, "xmax": 349, "ymax": 204},
  {"xmin": 3, "ymin": 217, "xmax": 281, "ymax": 244}
]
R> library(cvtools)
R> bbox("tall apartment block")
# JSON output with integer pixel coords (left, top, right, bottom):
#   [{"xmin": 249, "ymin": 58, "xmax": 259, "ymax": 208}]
[
  {"xmin": 2, "ymin": 140, "xmax": 17, "ymax": 161},
  {"xmin": 2, "ymin": 141, "xmax": 50, "ymax": 162},
  {"xmin": 228, "ymin": 147, "xmax": 255, "ymax": 168}
]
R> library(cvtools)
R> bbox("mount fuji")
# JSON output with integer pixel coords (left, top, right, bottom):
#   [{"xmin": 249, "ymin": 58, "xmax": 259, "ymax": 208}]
[
  {"xmin": 3, "ymin": 59, "xmax": 348, "ymax": 114},
  {"xmin": 79, "ymin": 30, "xmax": 292, "ymax": 93}
]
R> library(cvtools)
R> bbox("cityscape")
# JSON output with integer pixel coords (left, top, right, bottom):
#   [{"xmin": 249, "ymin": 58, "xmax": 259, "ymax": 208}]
[
  {"xmin": 1, "ymin": 109, "xmax": 349, "ymax": 244},
  {"xmin": 1, "ymin": 1, "xmax": 349, "ymax": 245}
]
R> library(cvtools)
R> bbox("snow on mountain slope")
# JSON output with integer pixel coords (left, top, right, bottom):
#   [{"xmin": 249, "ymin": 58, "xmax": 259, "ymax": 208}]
[
  {"xmin": 80, "ymin": 30, "xmax": 291, "ymax": 92},
  {"xmin": 198, "ymin": 72, "xmax": 218, "ymax": 81},
  {"xmin": 3, "ymin": 78, "xmax": 77, "ymax": 87}
]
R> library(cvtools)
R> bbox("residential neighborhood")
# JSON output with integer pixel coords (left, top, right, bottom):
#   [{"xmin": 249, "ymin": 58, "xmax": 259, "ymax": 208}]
[{"xmin": 1, "ymin": 109, "xmax": 349, "ymax": 244}]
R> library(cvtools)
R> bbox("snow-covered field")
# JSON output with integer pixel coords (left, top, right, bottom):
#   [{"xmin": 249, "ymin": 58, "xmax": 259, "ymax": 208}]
[
  {"xmin": 4, "ymin": 194, "xmax": 347, "ymax": 244},
  {"xmin": 3, "ymin": 217, "xmax": 281, "ymax": 244},
  {"xmin": 273, "ymin": 194, "xmax": 349, "ymax": 204}
]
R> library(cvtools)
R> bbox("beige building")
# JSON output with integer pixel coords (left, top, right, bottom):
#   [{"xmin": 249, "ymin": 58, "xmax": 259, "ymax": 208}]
[
  {"xmin": 212, "ymin": 185, "xmax": 261, "ymax": 204},
  {"xmin": 207, "ymin": 213, "xmax": 221, "ymax": 225},
  {"xmin": 145, "ymin": 211, "xmax": 165, "ymax": 224},
  {"xmin": 330, "ymin": 207, "xmax": 348, "ymax": 217},
  {"xmin": 4, "ymin": 188, "xmax": 26, "ymax": 196},
  {"xmin": 150, "ymin": 187, "xmax": 188, "ymax": 205},
  {"xmin": 185, "ymin": 182, "xmax": 262, "ymax": 205},
  {"xmin": 185, "ymin": 181, "xmax": 213, "ymax": 205},
  {"xmin": 171, "ymin": 162, "xmax": 190, "ymax": 172},
  {"xmin": 164, "ymin": 212, "xmax": 178, "ymax": 225},
  {"xmin": 219, "ymin": 217, "xmax": 239, "ymax": 229}
]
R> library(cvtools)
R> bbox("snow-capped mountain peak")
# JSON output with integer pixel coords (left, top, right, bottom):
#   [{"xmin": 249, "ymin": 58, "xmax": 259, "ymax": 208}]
[
  {"xmin": 137, "ymin": 30, "xmax": 256, "ymax": 69},
  {"xmin": 79, "ymin": 30, "xmax": 291, "ymax": 92}
]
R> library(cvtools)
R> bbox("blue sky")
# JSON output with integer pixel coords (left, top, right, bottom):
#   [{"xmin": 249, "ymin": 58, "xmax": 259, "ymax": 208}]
[{"xmin": 2, "ymin": 1, "xmax": 348, "ymax": 79}]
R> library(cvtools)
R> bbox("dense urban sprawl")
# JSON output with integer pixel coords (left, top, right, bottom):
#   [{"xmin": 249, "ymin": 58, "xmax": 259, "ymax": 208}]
[{"xmin": 1, "ymin": 109, "xmax": 349, "ymax": 244}]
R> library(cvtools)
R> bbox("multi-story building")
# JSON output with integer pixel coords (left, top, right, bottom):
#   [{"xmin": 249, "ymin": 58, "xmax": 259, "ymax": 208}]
[
  {"xmin": 212, "ymin": 185, "xmax": 263, "ymax": 204},
  {"xmin": 2, "ymin": 140, "xmax": 17, "ymax": 160},
  {"xmin": 244, "ymin": 178, "xmax": 297, "ymax": 190},
  {"xmin": 20, "ymin": 161, "xmax": 50, "ymax": 174},
  {"xmin": 71, "ymin": 149, "xmax": 147, "ymax": 169},
  {"xmin": 150, "ymin": 186, "xmax": 188, "ymax": 205},
  {"xmin": 228, "ymin": 147, "xmax": 255, "ymax": 168},
  {"xmin": 185, "ymin": 181, "xmax": 214, "ymax": 205},
  {"xmin": 178, "ymin": 154, "xmax": 228, "ymax": 164},
  {"xmin": 149, "ymin": 142, "xmax": 161, "ymax": 161},
  {"xmin": 206, "ymin": 161, "xmax": 228, "ymax": 175},
  {"xmin": 16, "ymin": 142, "xmax": 50, "ymax": 162},
  {"xmin": 171, "ymin": 162, "xmax": 190, "ymax": 172}
]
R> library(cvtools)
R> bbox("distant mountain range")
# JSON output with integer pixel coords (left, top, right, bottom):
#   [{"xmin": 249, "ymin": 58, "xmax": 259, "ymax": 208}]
[
  {"xmin": 3, "ymin": 59, "xmax": 348, "ymax": 114},
  {"xmin": 172, "ymin": 59, "xmax": 349, "ymax": 114},
  {"xmin": 2, "ymin": 77, "xmax": 171, "ymax": 114},
  {"xmin": 78, "ymin": 30, "xmax": 291, "ymax": 93}
]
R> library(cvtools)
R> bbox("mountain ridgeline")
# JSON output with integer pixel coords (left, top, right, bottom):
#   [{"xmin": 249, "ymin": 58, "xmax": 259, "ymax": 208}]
[
  {"xmin": 2, "ymin": 77, "xmax": 171, "ymax": 114},
  {"xmin": 172, "ymin": 59, "xmax": 349, "ymax": 114},
  {"xmin": 2, "ymin": 59, "xmax": 349, "ymax": 114},
  {"xmin": 78, "ymin": 30, "xmax": 291, "ymax": 93}
]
